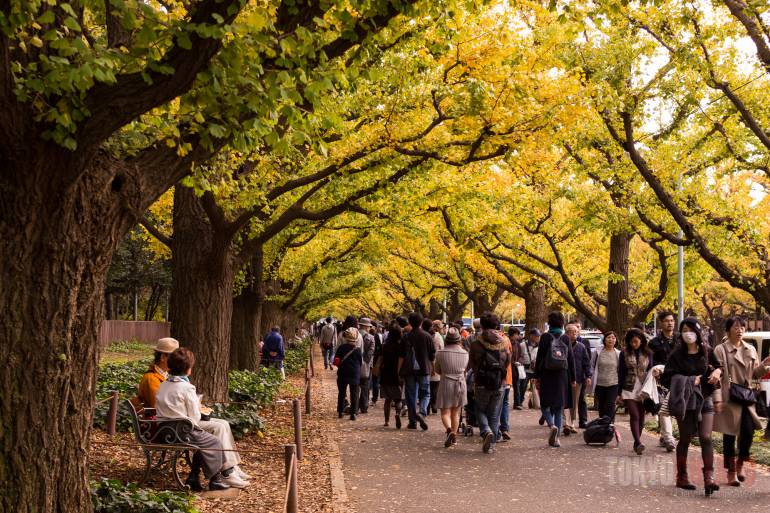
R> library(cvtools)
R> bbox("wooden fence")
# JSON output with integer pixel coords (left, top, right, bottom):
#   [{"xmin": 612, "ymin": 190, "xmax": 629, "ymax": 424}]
[{"xmin": 98, "ymin": 320, "xmax": 170, "ymax": 347}]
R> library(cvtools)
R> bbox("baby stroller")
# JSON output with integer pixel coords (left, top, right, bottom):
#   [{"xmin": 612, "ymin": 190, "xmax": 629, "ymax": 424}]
[{"xmin": 459, "ymin": 370, "xmax": 477, "ymax": 437}]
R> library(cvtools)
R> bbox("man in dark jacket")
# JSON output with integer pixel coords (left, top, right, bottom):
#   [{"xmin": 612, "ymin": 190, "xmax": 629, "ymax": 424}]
[
  {"xmin": 399, "ymin": 312, "xmax": 435, "ymax": 430},
  {"xmin": 564, "ymin": 323, "xmax": 592, "ymax": 433},
  {"xmin": 469, "ymin": 312, "xmax": 511, "ymax": 453},
  {"xmin": 262, "ymin": 327, "xmax": 285, "ymax": 377},
  {"xmin": 649, "ymin": 310, "xmax": 677, "ymax": 452}
]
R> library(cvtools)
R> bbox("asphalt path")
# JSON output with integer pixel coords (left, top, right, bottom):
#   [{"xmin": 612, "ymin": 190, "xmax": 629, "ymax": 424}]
[{"xmin": 331, "ymin": 379, "xmax": 770, "ymax": 512}]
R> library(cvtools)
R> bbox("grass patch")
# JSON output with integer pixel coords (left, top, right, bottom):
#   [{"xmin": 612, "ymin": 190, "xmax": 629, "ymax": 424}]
[{"xmin": 101, "ymin": 339, "xmax": 153, "ymax": 365}]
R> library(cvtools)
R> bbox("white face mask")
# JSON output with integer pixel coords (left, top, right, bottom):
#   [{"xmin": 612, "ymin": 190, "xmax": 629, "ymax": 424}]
[{"xmin": 682, "ymin": 332, "xmax": 697, "ymax": 344}]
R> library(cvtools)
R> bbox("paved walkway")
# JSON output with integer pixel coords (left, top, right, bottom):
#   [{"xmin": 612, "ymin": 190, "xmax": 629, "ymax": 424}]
[{"xmin": 326, "ymin": 376, "xmax": 770, "ymax": 512}]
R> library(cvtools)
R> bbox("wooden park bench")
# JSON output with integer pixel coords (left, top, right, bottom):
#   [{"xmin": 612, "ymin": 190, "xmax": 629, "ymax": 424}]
[{"xmin": 126, "ymin": 398, "xmax": 200, "ymax": 489}]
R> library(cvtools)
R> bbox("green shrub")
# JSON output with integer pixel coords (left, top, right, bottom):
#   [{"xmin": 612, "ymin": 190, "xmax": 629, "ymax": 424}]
[
  {"xmin": 283, "ymin": 337, "xmax": 311, "ymax": 375},
  {"xmin": 209, "ymin": 402, "xmax": 265, "ymax": 439},
  {"xmin": 228, "ymin": 367, "xmax": 283, "ymax": 405},
  {"xmin": 94, "ymin": 360, "xmax": 149, "ymax": 431},
  {"xmin": 91, "ymin": 479, "xmax": 198, "ymax": 513},
  {"xmin": 104, "ymin": 340, "xmax": 150, "ymax": 354}
]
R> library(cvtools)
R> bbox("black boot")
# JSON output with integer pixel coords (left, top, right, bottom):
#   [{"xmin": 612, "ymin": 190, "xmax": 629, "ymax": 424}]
[
  {"xmin": 185, "ymin": 453, "xmax": 204, "ymax": 492},
  {"xmin": 208, "ymin": 472, "xmax": 231, "ymax": 491}
]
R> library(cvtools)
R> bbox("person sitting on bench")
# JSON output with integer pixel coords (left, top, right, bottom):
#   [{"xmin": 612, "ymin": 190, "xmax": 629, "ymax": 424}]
[
  {"xmin": 155, "ymin": 348, "xmax": 248, "ymax": 491},
  {"xmin": 137, "ymin": 337, "xmax": 179, "ymax": 410}
]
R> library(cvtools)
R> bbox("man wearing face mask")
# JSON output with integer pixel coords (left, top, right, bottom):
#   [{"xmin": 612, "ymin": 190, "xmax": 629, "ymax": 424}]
[{"xmin": 650, "ymin": 311, "xmax": 677, "ymax": 452}]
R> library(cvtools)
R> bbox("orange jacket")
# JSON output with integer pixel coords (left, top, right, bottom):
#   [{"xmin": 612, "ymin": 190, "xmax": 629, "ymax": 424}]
[{"xmin": 137, "ymin": 366, "xmax": 166, "ymax": 409}]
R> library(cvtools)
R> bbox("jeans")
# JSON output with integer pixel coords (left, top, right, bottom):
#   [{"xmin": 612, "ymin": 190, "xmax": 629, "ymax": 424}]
[
  {"xmin": 337, "ymin": 379, "xmax": 359, "ymax": 417},
  {"xmin": 404, "ymin": 375, "xmax": 430, "ymax": 423},
  {"xmin": 323, "ymin": 346, "xmax": 334, "ymax": 368},
  {"xmin": 475, "ymin": 387, "xmax": 503, "ymax": 446},
  {"xmin": 723, "ymin": 405, "xmax": 755, "ymax": 460},
  {"xmin": 594, "ymin": 384, "xmax": 619, "ymax": 422},
  {"xmin": 498, "ymin": 386, "xmax": 511, "ymax": 435},
  {"xmin": 541, "ymin": 405, "xmax": 563, "ymax": 431}
]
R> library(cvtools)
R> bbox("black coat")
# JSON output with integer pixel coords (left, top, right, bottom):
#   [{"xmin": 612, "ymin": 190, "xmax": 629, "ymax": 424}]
[
  {"xmin": 335, "ymin": 343, "xmax": 363, "ymax": 385},
  {"xmin": 400, "ymin": 327, "xmax": 436, "ymax": 377},
  {"xmin": 571, "ymin": 339, "xmax": 592, "ymax": 383},
  {"xmin": 378, "ymin": 338, "xmax": 403, "ymax": 387},
  {"xmin": 535, "ymin": 332, "xmax": 576, "ymax": 409},
  {"xmin": 649, "ymin": 333, "xmax": 676, "ymax": 367}
]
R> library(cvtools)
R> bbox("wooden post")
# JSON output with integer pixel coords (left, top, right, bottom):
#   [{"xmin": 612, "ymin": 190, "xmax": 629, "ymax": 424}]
[
  {"xmin": 283, "ymin": 444, "xmax": 298, "ymax": 513},
  {"xmin": 305, "ymin": 374, "xmax": 311, "ymax": 415},
  {"xmin": 292, "ymin": 398, "xmax": 303, "ymax": 461},
  {"xmin": 308, "ymin": 344, "xmax": 315, "ymax": 377},
  {"xmin": 107, "ymin": 391, "xmax": 119, "ymax": 436}
]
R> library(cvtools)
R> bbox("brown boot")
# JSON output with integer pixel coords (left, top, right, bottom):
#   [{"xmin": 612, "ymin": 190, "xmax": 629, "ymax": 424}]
[
  {"xmin": 725, "ymin": 456, "xmax": 740, "ymax": 487},
  {"xmin": 737, "ymin": 458, "xmax": 749, "ymax": 482},
  {"xmin": 703, "ymin": 466, "xmax": 719, "ymax": 496},
  {"xmin": 676, "ymin": 456, "xmax": 696, "ymax": 490}
]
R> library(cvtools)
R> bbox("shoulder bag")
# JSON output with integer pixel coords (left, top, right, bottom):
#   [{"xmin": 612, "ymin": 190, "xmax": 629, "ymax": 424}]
[{"xmin": 720, "ymin": 344, "xmax": 756, "ymax": 406}]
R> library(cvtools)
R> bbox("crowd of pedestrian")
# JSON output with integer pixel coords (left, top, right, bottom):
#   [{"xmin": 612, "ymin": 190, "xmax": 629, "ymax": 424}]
[{"xmin": 314, "ymin": 309, "xmax": 770, "ymax": 496}]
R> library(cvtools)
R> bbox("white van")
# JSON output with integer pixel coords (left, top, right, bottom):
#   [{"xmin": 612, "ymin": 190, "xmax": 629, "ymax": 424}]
[{"xmin": 742, "ymin": 332, "xmax": 770, "ymax": 362}]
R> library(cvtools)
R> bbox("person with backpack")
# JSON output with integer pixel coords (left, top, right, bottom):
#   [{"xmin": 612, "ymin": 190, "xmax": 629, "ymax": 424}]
[
  {"xmin": 618, "ymin": 328, "xmax": 653, "ymax": 455},
  {"xmin": 468, "ymin": 312, "xmax": 511, "ymax": 453},
  {"xmin": 661, "ymin": 317, "xmax": 722, "ymax": 495},
  {"xmin": 533, "ymin": 311, "xmax": 575, "ymax": 448},
  {"xmin": 334, "ymin": 328, "xmax": 363, "ymax": 420},
  {"xmin": 319, "ymin": 317, "xmax": 337, "ymax": 370},
  {"xmin": 399, "ymin": 312, "xmax": 435, "ymax": 430}
]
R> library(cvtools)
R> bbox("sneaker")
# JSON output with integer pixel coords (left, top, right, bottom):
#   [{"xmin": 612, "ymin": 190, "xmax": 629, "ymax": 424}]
[
  {"xmin": 578, "ymin": 423, "xmax": 587, "ymax": 429},
  {"xmin": 501, "ymin": 431, "xmax": 511, "ymax": 441},
  {"xmin": 208, "ymin": 473, "xmax": 231, "ymax": 492},
  {"xmin": 445, "ymin": 430, "xmax": 454, "ymax": 448},
  {"xmin": 407, "ymin": 423, "xmax": 417, "ymax": 430},
  {"xmin": 482, "ymin": 432, "xmax": 494, "ymax": 453},
  {"xmin": 234, "ymin": 466, "xmax": 252, "ymax": 481},
  {"xmin": 384, "ymin": 421, "xmax": 389, "ymax": 427},
  {"xmin": 665, "ymin": 441, "xmax": 675, "ymax": 453},
  {"xmin": 548, "ymin": 426, "xmax": 559, "ymax": 447},
  {"xmin": 635, "ymin": 443, "xmax": 645, "ymax": 455},
  {"xmin": 221, "ymin": 472, "xmax": 249, "ymax": 489},
  {"xmin": 553, "ymin": 436, "xmax": 561, "ymax": 448},
  {"xmin": 538, "ymin": 416, "xmax": 545, "ymax": 426},
  {"xmin": 350, "ymin": 414, "xmax": 357, "ymax": 421},
  {"xmin": 395, "ymin": 415, "xmax": 402, "ymax": 429},
  {"xmin": 562, "ymin": 427, "xmax": 571, "ymax": 437},
  {"xmin": 417, "ymin": 415, "xmax": 429, "ymax": 431},
  {"xmin": 514, "ymin": 405, "xmax": 524, "ymax": 410}
]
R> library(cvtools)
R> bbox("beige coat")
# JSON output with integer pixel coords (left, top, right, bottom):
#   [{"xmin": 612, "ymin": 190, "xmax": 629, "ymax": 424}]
[{"xmin": 713, "ymin": 340, "xmax": 769, "ymax": 435}]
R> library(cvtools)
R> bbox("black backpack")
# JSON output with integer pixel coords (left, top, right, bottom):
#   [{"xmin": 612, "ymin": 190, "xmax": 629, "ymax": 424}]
[
  {"xmin": 583, "ymin": 416, "xmax": 617, "ymax": 446},
  {"xmin": 545, "ymin": 335, "xmax": 569, "ymax": 370},
  {"xmin": 476, "ymin": 347, "xmax": 504, "ymax": 391}
]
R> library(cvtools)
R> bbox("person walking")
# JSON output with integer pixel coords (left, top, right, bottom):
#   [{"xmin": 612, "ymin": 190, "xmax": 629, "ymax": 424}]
[
  {"xmin": 319, "ymin": 317, "xmax": 337, "ymax": 370},
  {"xmin": 619, "ymin": 328, "xmax": 653, "ymax": 455},
  {"xmin": 429, "ymin": 320, "xmax": 445, "ymax": 415},
  {"xmin": 533, "ymin": 312, "xmax": 575, "ymax": 448},
  {"xmin": 649, "ymin": 311, "xmax": 678, "ymax": 452},
  {"xmin": 435, "ymin": 328, "xmax": 468, "ymax": 447},
  {"xmin": 334, "ymin": 328, "xmax": 363, "ymax": 420},
  {"xmin": 358, "ymin": 318, "xmax": 375, "ymax": 414},
  {"xmin": 564, "ymin": 323, "xmax": 591, "ymax": 434},
  {"xmin": 508, "ymin": 327, "xmax": 524, "ymax": 411},
  {"xmin": 399, "ymin": 312, "xmax": 434, "ymax": 430},
  {"xmin": 661, "ymin": 317, "xmax": 722, "ymax": 495},
  {"xmin": 468, "ymin": 312, "xmax": 510, "ymax": 453},
  {"xmin": 526, "ymin": 329, "xmax": 541, "ymax": 413},
  {"xmin": 370, "ymin": 323, "xmax": 383, "ymax": 404},
  {"xmin": 587, "ymin": 331, "xmax": 621, "ymax": 422},
  {"xmin": 379, "ymin": 322, "xmax": 405, "ymax": 429},
  {"xmin": 714, "ymin": 316, "xmax": 770, "ymax": 487},
  {"xmin": 497, "ymin": 328, "xmax": 517, "ymax": 441}
]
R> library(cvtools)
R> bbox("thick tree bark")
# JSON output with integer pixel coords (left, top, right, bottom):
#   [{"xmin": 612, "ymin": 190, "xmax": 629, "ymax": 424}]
[
  {"xmin": 606, "ymin": 232, "xmax": 631, "ymax": 335},
  {"xmin": 230, "ymin": 287, "xmax": 262, "ymax": 371},
  {"xmin": 523, "ymin": 281, "xmax": 547, "ymax": 332},
  {"xmin": 170, "ymin": 188, "xmax": 234, "ymax": 401}
]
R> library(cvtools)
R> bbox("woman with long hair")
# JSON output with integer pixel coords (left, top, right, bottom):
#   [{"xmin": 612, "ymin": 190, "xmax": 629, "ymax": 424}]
[
  {"xmin": 379, "ymin": 322, "xmax": 406, "ymax": 428},
  {"xmin": 618, "ymin": 328, "xmax": 652, "ymax": 455},
  {"xmin": 434, "ymin": 328, "xmax": 468, "ymax": 447},
  {"xmin": 661, "ymin": 317, "xmax": 722, "ymax": 495}
]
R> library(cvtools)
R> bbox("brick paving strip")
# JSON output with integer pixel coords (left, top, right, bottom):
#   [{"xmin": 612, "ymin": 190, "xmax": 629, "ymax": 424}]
[{"xmin": 328, "ymin": 389, "xmax": 770, "ymax": 513}]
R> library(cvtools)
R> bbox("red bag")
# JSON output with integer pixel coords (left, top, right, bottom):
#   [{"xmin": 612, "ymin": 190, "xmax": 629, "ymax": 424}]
[{"xmin": 333, "ymin": 356, "xmax": 341, "ymax": 367}]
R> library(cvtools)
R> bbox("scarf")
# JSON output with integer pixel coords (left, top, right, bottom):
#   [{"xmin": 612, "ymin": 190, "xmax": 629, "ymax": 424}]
[
  {"xmin": 167, "ymin": 375, "xmax": 190, "ymax": 383},
  {"xmin": 548, "ymin": 327, "xmax": 564, "ymax": 336}
]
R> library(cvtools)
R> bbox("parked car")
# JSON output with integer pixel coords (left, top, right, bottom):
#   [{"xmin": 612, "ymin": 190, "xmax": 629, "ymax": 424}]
[{"xmin": 581, "ymin": 331, "xmax": 604, "ymax": 352}]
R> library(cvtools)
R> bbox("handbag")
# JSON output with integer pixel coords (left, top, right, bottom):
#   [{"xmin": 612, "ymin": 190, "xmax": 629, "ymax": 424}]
[
  {"xmin": 516, "ymin": 362, "xmax": 526, "ymax": 380},
  {"xmin": 721, "ymin": 344, "xmax": 757, "ymax": 406},
  {"xmin": 333, "ymin": 347, "xmax": 356, "ymax": 369}
]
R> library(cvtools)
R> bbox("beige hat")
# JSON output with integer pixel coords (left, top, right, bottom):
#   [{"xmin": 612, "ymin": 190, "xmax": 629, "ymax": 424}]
[
  {"xmin": 154, "ymin": 337, "xmax": 180, "ymax": 354},
  {"xmin": 342, "ymin": 327, "xmax": 359, "ymax": 343}
]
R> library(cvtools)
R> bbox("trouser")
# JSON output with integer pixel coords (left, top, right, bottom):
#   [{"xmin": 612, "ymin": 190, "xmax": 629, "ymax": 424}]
[
  {"xmin": 511, "ymin": 376, "xmax": 521, "ymax": 407},
  {"xmin": 676, "ymin": 409, "xmax": 714, "ymax": 468},
  {"xmin": 429, "ymin": 380, "xmax": 439, "ymax": 413},
  {"xmin": 517, "ymin": 375, "xmax": 529, "ymax": 406},
  {"xmin": 577, "ymin": 383, "xmax": 588, "ymax": 426},
  {"xmin": 658, "ymin": 390, "xmax": 675, "ymax": 445},
  {"xmin": 475, "ymin": 387, "xmax": 503, "ymax": 446},
  {"xmin": 723, "ymin": 405, "xmax": 755, "ymax": 460},
  {"xmin": 498, "ymin": 386, "xmax": 511, "ymax": 435},
  {"xmin": 322, "ymin": 346, "xmax": 334, "ymax": 368},
  {"xmin": 189, "ymin": 429, "xmax": 224, "ymax": 479},
  {"xmin": 594, "ymin": 384, "xmax": 619, "ymax": 422},
  {"xmin": 540, "ymin": 405, "xmax": 563, "ymax": 431},
  {"xmin": 404, "ymin": 375, "xmax": 430, "ymax": 423},
  {"xmin": 566, "ymin": 383, "xmax": 583, "ymax": 427},
  {"xmin": 199, "ymin": 418, "xmax": 240, "ymax": 470},
  {"xmin": 358, "ymin": 376, "xmax": 370, "ymax": 412},
  {"xmin": 371, "ymin": 375, "xmax": 380, "ymax": 402},
  {"xmin": 337, "ymin": 379, "xmax": 359, "ymax": 417},
  {"xmin": 624, "ymin": 399, "xmax": 645, "ymax": 446}
]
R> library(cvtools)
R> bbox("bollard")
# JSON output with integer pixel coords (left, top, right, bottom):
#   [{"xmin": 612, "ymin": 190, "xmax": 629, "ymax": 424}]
[
  {"xmin": 292, "ymin": 398, "xmax": 303, "ymax": 461},
  {"xmin": 107, "ymin": 391, "xmax": 119, "ymax": 436},
  {"xmin": 283, "ymin": 444, "xmax": 298, "ymax": 513},
  {"xmin": 308, "ymin": 347, "xmax": 315, "ymax": 377},
  {"xmin": 305, "ymin": 376, "xmax": 312, "ymax": 415}
]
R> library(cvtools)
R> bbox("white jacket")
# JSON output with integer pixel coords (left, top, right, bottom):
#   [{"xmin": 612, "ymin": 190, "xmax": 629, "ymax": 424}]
[{"xmin": 155, "ymin": 376, "xmax": 202, "ymax": 427}]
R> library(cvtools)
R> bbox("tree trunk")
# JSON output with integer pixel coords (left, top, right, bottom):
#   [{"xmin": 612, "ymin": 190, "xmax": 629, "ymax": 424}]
[
  {"xmin": 170, "ymin": 188, "xmax": 234, "ymax": 401},
  {"xmin": 523, "ymin": 281, "xmax": 547, "ymax": 332},
  {"xmin": 428, "ymin": 298, "xmax": 442, "ymax": 320},
  {"xmin": 261, "ymin": 298, "xmax": 285, "ymax": 337},
  {"xmin": 607, "ymin": 232, "xmax": 631, "ymax": 335},
  {"xmin": 230, "ymin": 251, "xmax": 264, "ymax": 371}
]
